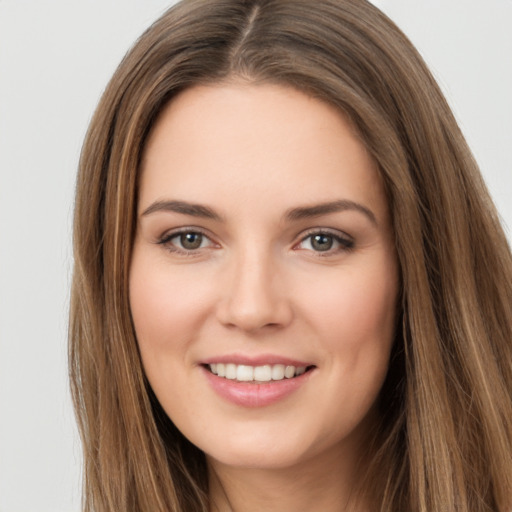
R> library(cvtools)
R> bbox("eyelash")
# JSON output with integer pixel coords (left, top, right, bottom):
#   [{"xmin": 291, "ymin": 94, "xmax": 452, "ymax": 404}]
[
  {"xmin": 157, "ymin": 228, "xmax": 214, "ymax": 256},
  {"xmin": 157, "ymin": 228, "xmax": 354, "ymax": 256},
  {"xmin": 294, "ymin": 228, "xmax": 354, "ymax": 256}
]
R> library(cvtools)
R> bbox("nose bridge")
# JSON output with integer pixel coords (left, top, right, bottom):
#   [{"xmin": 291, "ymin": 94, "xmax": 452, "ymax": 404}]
[{"xmin": 217, "ymin": 238, "xmax": 292, "ymax": 332}]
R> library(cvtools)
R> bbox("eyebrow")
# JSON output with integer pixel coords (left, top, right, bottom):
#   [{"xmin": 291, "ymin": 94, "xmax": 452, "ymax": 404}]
[
  {"xmin": 141, "ymin": 200, "xmax": 222, "ymax": 221},
  {"xmin": 141, "ymin": 198, "xmax": 377, "ymax": 225},
  {"xmin": 285, "ymin": 200, "xmax": 377, "ymax": 225}
]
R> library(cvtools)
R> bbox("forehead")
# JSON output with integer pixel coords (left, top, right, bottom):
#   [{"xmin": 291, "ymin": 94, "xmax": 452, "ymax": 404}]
[{"xmin": 139, "ymin": 83, "xmax": 388, "ymax": 223}]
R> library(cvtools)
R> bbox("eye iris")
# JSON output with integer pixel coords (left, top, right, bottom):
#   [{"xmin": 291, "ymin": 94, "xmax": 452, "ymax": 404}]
[
  {"xmin": 180, "ymin": 232, "xmax": 203, "ymax": 250},
  {"xmin": 311, "ymin": 234, "xmax": 333, "ymax": 251}
]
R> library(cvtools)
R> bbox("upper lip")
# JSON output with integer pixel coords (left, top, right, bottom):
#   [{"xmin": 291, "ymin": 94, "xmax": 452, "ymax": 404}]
[{"xmin": 200, "ymin": 353, "xmax": 314, "ymax": 367}]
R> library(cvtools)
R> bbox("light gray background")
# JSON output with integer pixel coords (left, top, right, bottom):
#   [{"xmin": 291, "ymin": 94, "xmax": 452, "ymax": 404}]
[{"xmin": 0, "ymin": 1, "xmax": 510, "ymax": 511}]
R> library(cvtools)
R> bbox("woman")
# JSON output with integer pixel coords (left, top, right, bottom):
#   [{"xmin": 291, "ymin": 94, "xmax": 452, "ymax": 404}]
[{"xmin": 69, "ymin": 0, "xmax": 512, "ymax": 510}]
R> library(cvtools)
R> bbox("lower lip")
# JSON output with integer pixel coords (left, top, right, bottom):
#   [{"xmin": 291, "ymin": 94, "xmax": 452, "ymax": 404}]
[{"xmin": 202, "ymin": 366, "xmax": 313, "ymax": 408}]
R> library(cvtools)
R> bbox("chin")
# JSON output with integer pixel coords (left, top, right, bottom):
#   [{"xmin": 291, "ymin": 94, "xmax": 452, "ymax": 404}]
[
  {"xmin": 200, "ymin": 426, "xmax": 343, "ymax": 473},
  {"xmin": 207, "ymin": 446, "xmax": 310, "ymax": 471}
]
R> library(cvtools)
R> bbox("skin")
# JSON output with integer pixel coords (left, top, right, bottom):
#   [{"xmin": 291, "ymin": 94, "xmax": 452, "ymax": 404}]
[{"xmin": 130, "ymin": 83, "xmax": 399, "ymax": 512}]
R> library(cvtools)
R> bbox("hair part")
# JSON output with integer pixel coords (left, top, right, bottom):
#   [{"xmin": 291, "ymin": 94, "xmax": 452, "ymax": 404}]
[{"xmin": 70, "ymin": 1, "xmax": 512, "ymax": 510}]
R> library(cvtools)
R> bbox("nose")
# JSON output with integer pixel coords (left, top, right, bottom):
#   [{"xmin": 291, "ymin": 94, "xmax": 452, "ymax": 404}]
[{"xmin": 215, "ymin": 247, "xmax": 293, "ymax": 333}]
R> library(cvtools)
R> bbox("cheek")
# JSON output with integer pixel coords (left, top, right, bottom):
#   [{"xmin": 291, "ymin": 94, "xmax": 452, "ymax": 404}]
[
  {"xmin": 300, "ymin": 257, "xmax": 398, "ymax": 401},
  {"xmin": 129, "ymin": 251, "xmax": 213, "ymax": 356},
  {"xmin": 128, "ymin": 251, "xmax": 211, "ymax": 419},
  {"xmin": 304, "ymin": 264, "xmax": 397, "ymax": 345}
]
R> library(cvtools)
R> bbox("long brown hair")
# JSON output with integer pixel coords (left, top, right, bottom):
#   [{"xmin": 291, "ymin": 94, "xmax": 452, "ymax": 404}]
[{"xmin": 69, "ymin": 1, "xmax": 512, "ymax": 510}]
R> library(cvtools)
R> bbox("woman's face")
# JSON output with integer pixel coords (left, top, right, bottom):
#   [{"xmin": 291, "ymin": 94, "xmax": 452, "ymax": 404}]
[{"xmin": 130, "ymin": 83, "xmax": 399, "ymax": 471}]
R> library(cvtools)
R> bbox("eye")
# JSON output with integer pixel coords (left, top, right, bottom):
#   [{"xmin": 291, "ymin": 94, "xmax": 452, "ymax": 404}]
[
  {"xmin": 158, "ymin": 229, "xmax": 215, "ymax": 254},
  {"xmin": 176, "ymin": 232, "xmax": 206, "ymax": 250},
  {"xmin": 296, "ymin": 230, "xmax": 354, "ymax": 254}
]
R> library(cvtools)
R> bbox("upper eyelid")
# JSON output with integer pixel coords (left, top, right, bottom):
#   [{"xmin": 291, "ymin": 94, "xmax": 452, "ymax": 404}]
[
  {"xmin": 296, "ymin": 227, "xmax": 353, "ymax": 242},
  {"xmin": 294, "ymin": 228, "xmax": 355, "ymax": 254},
  {"xmin": 158, "ymin": 226, "xmax": 213, "ymax": 242},
  {"xmin": 155, "ymin": 226, "xmax": 353, "ymax": 248},
  {"xmin": 157, "ymin": 228, "xmax": 217, "ymax": 257}
]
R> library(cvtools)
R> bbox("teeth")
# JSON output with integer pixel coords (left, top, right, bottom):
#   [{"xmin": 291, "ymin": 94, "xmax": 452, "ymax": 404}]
[
  {"xmin": 236, "ymin": 365, "xmax": 254, "ymax": 381},
  {"xmin": 225, "ymin": 363, "xmax": 237, "ymax": 380},
  {"xmin": 254, "ymin": 365, "xmax": 272, "ymax": 382},
  {"xmin": 284, "ymin": 365, "xmax": 295, "ymax": 379},
  {"xmin": 208, "ymin": 363, "xmax": 309, "ymax": 382},
  {"xmin": 271, "ymin": 364, "xmax": 285, "ymax": 380}
]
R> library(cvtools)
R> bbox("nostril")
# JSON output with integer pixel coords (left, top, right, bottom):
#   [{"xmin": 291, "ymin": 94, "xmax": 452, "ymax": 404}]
[{"xmin": 216, "ymin": 294, "xmax": 294, "ymax": 333}]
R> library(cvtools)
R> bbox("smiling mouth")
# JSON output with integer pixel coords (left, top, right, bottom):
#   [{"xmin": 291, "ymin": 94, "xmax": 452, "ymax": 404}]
[{"xmin": 205, "ymin": 363, "xmax": 315, "ymax": 382}]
